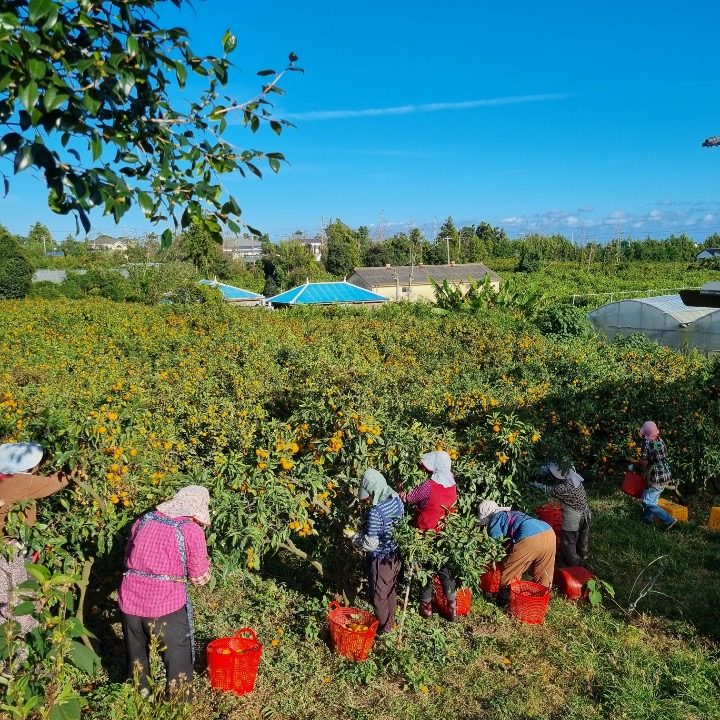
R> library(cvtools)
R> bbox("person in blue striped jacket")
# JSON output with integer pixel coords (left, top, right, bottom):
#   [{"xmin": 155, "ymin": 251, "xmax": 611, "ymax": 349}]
[{"xmin": 352, "ymin": 469, "xmax": 405, "ymax": 634}]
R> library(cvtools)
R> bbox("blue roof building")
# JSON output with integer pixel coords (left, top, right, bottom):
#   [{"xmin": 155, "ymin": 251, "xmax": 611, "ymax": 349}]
[
  {"xmin": 199, "ymin": 279, "xmax": 265, "ymax": 305},
  {"xmin": 268, "ymin": 280, "xmax": 388, "ymax": 307}
]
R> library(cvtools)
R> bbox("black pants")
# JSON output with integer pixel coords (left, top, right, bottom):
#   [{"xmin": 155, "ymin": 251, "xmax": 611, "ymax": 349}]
[
  {"xmin": 559, "ymin": 516, "xmax": 591, "ymax": 567},
  {"xmin": 367, "ymin": 552, "xmax": 402, "ymax": 633},
  {"xmin": 121, "ymin": 606, "xmax": 193, "ymax": 692},
  {"xmin": 420, "ymin": 565, "xmax": 456, "ymax": 603}
]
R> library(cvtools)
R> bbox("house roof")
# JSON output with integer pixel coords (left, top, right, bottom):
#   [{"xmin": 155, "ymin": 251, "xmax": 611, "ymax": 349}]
[
  {"xmin": 590, "ymin": 294, "xmax": 717, "ymax": 325},
  {"xmin": 350, "ymin": 263, "xmax": 500, "ymax": 286},
  {"xmin": 698, "ymin": 248, "xmax": 720, "ymax": 256},
  {"xmin": 199, "ymin": 279, "xmax": 264, "ymax": 300},
  {"xmin": 268, "ymin": 281, "xmax": 387, "ymax": 305}
]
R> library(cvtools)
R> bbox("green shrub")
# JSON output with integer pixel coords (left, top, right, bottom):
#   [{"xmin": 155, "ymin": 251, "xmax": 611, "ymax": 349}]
[
  {"xmin": 0, "ymin": 227, "xmax": 33, "ymax": 299},
  {"xmin": 28, "ymin": 281, "xmax": 64, "ymax": 299},
  {"xmin": 535, "ymin": 303, "xmax": 594, "ymax": 338}
]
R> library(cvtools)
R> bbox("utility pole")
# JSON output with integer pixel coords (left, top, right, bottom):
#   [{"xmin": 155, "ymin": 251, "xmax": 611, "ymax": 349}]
[{"xmin": 615, "ymin": 224, "xmax": 623, "ymax": 266}]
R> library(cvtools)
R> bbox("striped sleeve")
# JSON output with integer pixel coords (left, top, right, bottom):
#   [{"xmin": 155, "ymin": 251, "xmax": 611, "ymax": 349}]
[
  {"xmin": 365, "ymin": 505, "xmax": 384, "ymax": 537},
  {"xmin": 403, "ymin": 480, "xmax": 432, "ymax": 507}
]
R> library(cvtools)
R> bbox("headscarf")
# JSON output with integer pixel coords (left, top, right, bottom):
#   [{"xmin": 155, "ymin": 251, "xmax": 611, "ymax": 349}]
[
  {"xmin": 640, "ymin": 421, "xmax": 660, "ymax": 441},
  {"xmin": 358, "ymin": 469, "xmax": 398, "ymax": 505},
  {"xmin": 156, "ymin": 485, "xmax": 211, "ymax": 526},
  {"xmin": 547, "ymin": 462, "xmax": 585, "ymax": 489},
  {"xmin": 420, "ymin": 451, "xmax": 455, "ymax": 488},
  {"xmin": 477, "ymin": 499, "xmax": 511, "ymax": 526},
  {"xmin": 0, "ymin": 443, "xmax": 44, "ymax": 474}
]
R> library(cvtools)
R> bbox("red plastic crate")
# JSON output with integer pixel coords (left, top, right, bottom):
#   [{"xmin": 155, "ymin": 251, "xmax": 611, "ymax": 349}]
[
  {"xmin": 432, "ymin": 575, "xmax": 472, "ymax": 616},
  {"xmin": 327, "ymin": 601, "xmax": 378, "ymax": 661},
  {"xmin": 553, "ymin": 566, "xmax": 595, "ymax": 600},
  {"xmin": 207, "ymin": 628, "xmax": 263, "ymax": 695},
  {"xmin": 480, "ymin": 565, "xmax": 501, "ymax": 594},
  {"xmin": 621, "ymin": 471, "xmax": 645, "ymax": 498},
  {"xmin": 508, "ymin": 581, "xmax": 550, "ymax": 624}
]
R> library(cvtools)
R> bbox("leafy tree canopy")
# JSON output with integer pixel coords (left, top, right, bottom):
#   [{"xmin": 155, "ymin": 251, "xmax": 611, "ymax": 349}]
[{"xmin": 0, "ymin": 0, "xmax": 300, "ymax": 245}]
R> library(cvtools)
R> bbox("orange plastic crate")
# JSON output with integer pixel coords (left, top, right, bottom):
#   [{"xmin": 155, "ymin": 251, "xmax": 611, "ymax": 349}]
[
  {"xmin": 708, "ymin": 506, "xmax": 720, "ymax": 530},
  {"xmin": 657, "ymin": 498, "xmax": 688, "ymax": 522}
]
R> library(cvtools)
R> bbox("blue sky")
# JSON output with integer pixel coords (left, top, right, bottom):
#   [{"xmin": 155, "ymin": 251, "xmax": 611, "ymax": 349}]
[{"xmin": 3, "ymin": 0, "xmax": 720, "ymax": 243}]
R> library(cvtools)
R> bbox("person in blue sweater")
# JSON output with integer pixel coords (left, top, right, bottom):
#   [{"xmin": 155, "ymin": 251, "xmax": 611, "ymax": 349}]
[
  {"xmin": 351, "ymin": 469, "xmax": 405, "ymax": 634},
  {"xmin": 477, "ymin": 499, "xmax": 556, "ymax": 604}
]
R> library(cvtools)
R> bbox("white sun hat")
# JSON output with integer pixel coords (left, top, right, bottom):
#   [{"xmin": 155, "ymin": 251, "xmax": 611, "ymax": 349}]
[{"xmin": 0, "ymin": 443, "xmax": 44, "ymax": 475}]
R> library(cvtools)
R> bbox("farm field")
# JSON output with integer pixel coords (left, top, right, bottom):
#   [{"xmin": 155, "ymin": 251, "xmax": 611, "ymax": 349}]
[
  {"xmin": 2, "ymin": 297, "xmax": 720, "ymax": 720},
  {"xmin": 489, "ymin": 261, "xmax": 720, "ymax": 307}
]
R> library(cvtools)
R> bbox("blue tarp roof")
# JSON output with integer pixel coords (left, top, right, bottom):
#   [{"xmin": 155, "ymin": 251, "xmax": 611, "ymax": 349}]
[
  {"xmin": 199, "ymin": 279, "xmax": 264, "ymax": 300},
  {"xmin": 268, "ymin": 281, "xmax": 387, "ymax": 306}
]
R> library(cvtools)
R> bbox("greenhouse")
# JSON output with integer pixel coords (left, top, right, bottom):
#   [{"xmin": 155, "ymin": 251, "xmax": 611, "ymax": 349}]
[{"xmin": 587, "ymin": 294, "xmax": 720, "ymax": 355}]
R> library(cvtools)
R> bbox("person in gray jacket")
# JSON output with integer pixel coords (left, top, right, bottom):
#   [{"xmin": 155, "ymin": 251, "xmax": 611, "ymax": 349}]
[{"xmin": 532, "ymin": 463, "xmax": 591, "ymax": 568}]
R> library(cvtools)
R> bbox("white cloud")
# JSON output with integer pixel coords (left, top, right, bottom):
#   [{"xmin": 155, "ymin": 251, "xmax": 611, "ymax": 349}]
[{"xmin": 284, "ymin": 93, "xmax": 570, "ymax": 121}]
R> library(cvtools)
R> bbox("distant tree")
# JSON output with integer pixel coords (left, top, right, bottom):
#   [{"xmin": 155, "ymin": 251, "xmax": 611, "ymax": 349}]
[
  {"xmin": 324, "ymin": 219, "xmax": 361, "ymax": 277},
  {"xmin": 261, "ymin": 240, "xmax": 326, "ymax": 294},
  {"xmin": 61, "ymin": 235, "xmax": 88, "ymax": 257},
  {"xmin": 176, "ymin": 223, "xmax": 218, "ymax": 274},
  {"xmin": 0, "ymin": 1, "xmax": 300, "ymax": 244},
  {"xmin": 26, "ymin": 222, "xmax": 54, "ymax": 253},
  {"xmin": 475, "ymin": 222, "xmax": 513, "ymax": 258},
  {"xmin": 435, "ymin": 217, "xmax": 459, "ymax": 263},
  {"xmin": 701, "ymin": 233, "xmax": 720, "ymax": 249},
  {"xmin": 0, "ymin": 226, "xmax": 33, "ymax": 298}
]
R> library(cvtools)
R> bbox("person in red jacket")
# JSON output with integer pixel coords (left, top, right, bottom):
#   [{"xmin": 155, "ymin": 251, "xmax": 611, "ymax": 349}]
[{"xmin": 400, "ymin": 451, "xmax": 458, "ymax": 620}]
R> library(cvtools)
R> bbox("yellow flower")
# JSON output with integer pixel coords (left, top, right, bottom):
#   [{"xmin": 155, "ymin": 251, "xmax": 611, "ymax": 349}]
[
  {"xmin": 497, "ymin": 453, "xmax": 509, "ymax": 464},
  {"xmin": 279, "ymin": 457, "xmax": 294, "ymax": 471},
  {"xmin": 257, "ymin": 462, "xmax": 268, "ymax": 470},
  {"xmin": 492, "ymin": 424, "xmax": 500, "ymax": 433}
]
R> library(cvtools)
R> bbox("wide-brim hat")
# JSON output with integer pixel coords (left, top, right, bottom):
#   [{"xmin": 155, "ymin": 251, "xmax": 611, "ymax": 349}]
[
  {"xmin": 547, "ymin": 462, "xmax": 583, "ymax": 484},
  {"xmin": 0, "ymin": 443, "xmax": 44, "ymax": 474}
]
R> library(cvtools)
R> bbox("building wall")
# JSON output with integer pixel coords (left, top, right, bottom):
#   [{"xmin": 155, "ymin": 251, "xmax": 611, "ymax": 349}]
[{"xmin": 350, "ymin": 276, "xmax": 500, "ymax": 302}]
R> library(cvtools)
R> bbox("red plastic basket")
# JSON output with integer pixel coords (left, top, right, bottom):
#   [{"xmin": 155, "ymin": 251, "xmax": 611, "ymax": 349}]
[
  {"xmin": 535, "ymin": 503, "xmax": 563, "ymax": 536},
  {"xmin": 207, "ymin": 628, "xmax": 263, "ymax": 695},
  {"xmin": 432, "ymin": 575, "xmax": 472, "ymax": 616},
  {"xmin": 553, "ymin": 566, "xmax": 596, "ymax": 600},
  {"xmin": 621, "ymin": 471, "xmax": 646, "ymax": 498},
  {"xmin": 508, "ymin": 581, "xmax": 550, "ymax": 624},
  {"xmin": 327, "ymin": 601, "xmax": 379, "ymax": 661},
  {"xmin": 480, "ymin": 565, "xmax": 502, "ymax": 594}
]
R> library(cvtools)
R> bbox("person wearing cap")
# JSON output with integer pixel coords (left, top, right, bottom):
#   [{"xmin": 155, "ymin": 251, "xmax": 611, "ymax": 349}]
[
  {"xmin": 400, "ymin": 451, "xmax": 458, "ymax": 620},
  {"xmin": 0, "ymin": 442, "xmax": 69, "ymax": 634},
  {"xmin": 351, "ymin": 469, "xmax": 404, "ymax": 634},
  {"xmin": 532, "ymin": 463, "xmax": 591, "ymax": 567},
  {"xmin": 477, "ymin": 499, "xmax": 556, "ymax": 605},
  {"xmin": 637, "ymin": 421, "xmax": 676, "ymax": 529},
  {"xmin": 118, "ymin": 485, "xmax": 212, "ymax": 694}
]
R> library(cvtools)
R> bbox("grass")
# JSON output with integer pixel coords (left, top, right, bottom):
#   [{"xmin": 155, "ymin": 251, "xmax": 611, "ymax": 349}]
[{"xmin": 82, "ymin": 489, "xmax": 720, "ymax": 720}]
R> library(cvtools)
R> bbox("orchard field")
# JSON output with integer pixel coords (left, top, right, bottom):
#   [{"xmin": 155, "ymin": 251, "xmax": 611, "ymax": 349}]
[{"xmin": 2, "ymin": 297, "xmax": 720, "ymax": 719}]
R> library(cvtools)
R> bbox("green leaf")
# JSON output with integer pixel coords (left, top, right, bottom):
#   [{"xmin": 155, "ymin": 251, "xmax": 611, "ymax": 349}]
[
  {"xmin": 49, "ymin": 697, "xmax": 82, "ymax": 720},
  {"xmin": 43, "ymin": 86, "xmax": 68, "ymax": 112},
  {"xmin": 12, "ymin": 601, "xmax": 35, "ymax": 616},
  {"xmin": 268, "ymin": 157, "xmax": 281, "ymax": 173},
  {"xmin": 68, "ymin": 641, "xmax": 101, "ymax": 676},
  {"xmin": 28, "ymin": 0, "xmax": 53, "ymax": 24},
  {"xmin": 222, "ymin": 30, "xmax": 237, "ymax": 54},
  {"xmin": 161, "ymin": 228, "xmax": 173, "ymax": 249},
  {"xmin": 28, "ymin": 58, "xmax": 47, "ymax": 80},
  {"xmin": 18, "ymin": 81, "xmax": 39, "ymax": 112},
  {"xmin": 91, "ymin": 134, "xmax": 102, "ymax": 161},
  {"xmin": 26, "ymin": 563, "xmax": 51, "ymax": 582},
  {"xmin": 14, "ymin": 145, "xmax": 32, "ymax": 173},
  {"xmin": 137, "ymin": 191, "xmax": 153, "ymax": 216},
  {"xmin": 83, "ymin": 93, "xmax": 101, "ymax": 115},
  {"xmin": 257, "ymin": 69, "xmax": 276, "ymax": 77},
  {"xmin": 48, "ymin": 573, "xmax": 77, "ymax": 586},
  {"xmin": 127, "ymin": 35, "xmax": 140, "ymax": 57}
]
